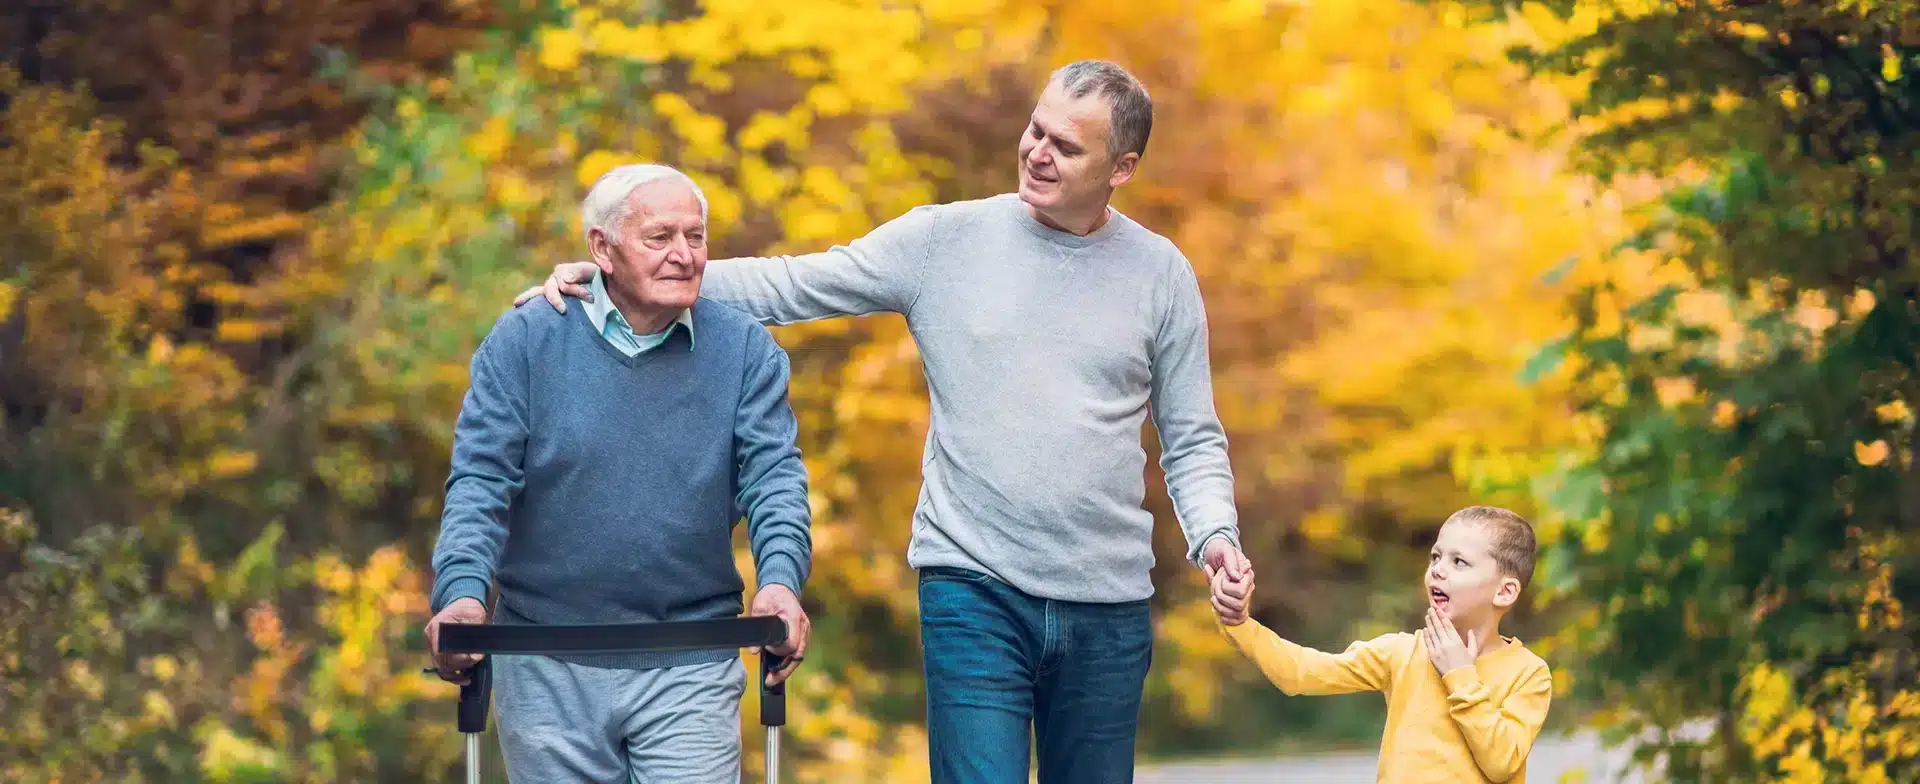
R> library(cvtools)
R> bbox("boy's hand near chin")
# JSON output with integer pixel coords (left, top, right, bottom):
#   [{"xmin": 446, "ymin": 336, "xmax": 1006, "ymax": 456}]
[
  {"xmin": 1423, "ymin": 605, "xmax": 1482, "ymax": 675},
  {"xmin": 1207, "ymin": 561, "xmax": 1254, "ymax": 626}
]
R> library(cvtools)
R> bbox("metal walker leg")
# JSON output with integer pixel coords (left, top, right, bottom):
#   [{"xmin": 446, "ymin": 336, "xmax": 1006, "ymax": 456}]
[
  {"xmin": 761, "ymin": 652, "xmax": 787, "ymax": 784},
  {"xmin": 434, "ymin": 616, "xmax": 789, "ymax": 783}
]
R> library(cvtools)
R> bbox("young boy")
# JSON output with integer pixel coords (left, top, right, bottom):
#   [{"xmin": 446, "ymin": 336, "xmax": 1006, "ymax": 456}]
[{"xmin": 1208, "ymin": 505, "xmax": 1553, "ymax": 783}]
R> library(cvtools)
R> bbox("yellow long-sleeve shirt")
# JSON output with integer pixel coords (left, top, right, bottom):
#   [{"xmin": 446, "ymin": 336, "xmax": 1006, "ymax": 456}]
[{"xmin": 1221, "ymin": 618, "xmax": 1553, "ymax": 783}]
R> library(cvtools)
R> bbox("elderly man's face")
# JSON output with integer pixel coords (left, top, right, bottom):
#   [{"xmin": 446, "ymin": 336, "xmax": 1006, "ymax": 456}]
[
  {"xmin": 590, "ymin": 180, "xmax": 707, "ymax": 314},
  {"xmin": 1017, "ymin": 80, "xmax": 1136, "ymax": 218}
]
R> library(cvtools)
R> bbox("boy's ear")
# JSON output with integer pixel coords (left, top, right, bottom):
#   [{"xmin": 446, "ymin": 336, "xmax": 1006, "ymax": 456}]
[{"xmin": 1492, "ymin": 576, "xmax": 1523, "ymax": 610}]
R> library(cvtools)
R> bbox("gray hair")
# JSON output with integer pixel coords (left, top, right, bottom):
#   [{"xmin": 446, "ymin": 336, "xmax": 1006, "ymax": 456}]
[
  {"xmin": 1049, "ymin": 60, "xmax": 1154, "ymax": 161},
  {"xmin": 580, "ymin": 163, "xmax": 708, "ymax": 245}
]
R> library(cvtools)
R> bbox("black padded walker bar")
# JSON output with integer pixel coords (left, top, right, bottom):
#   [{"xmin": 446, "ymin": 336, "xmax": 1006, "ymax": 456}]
[
  {"xmin": 439, "ymin": 615, "xmax": 787, "ymax": 656},
  {"xmin": 434, "ymin": 616, "xmax": 791, "ymax": 784}
]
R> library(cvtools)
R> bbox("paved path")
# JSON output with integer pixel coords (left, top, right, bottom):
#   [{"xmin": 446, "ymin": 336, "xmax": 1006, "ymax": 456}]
[{"xmin": 1137, "ymin": 731, "xmax": 1649, "ymax": 783}]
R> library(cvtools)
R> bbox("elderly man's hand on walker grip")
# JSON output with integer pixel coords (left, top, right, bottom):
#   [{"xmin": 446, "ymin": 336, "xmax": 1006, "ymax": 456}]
[
  {"xmin": 749, "ymin": 583, "xmax": 809, "ymax": 687},
  {"xmin": 425, "ymin": 597, "xmax": 488, "ymax": 685}
]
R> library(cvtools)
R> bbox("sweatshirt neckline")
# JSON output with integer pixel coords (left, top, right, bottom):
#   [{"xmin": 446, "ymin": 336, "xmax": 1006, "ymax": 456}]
[{"xmin": 1006, "ymin": 194, "xmax": 1129, "ymax": 249}]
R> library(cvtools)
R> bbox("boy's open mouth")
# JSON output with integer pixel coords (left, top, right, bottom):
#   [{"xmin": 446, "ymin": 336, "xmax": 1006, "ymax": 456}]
[{"xmin": 1430, "ymin": 587, "xmax": 1450, "ymax": 611}]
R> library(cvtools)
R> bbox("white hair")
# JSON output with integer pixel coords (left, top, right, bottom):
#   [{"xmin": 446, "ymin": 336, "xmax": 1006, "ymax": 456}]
[{"xmin": 580, "ymin": 163, "xmax": 708, "ymax": 245}]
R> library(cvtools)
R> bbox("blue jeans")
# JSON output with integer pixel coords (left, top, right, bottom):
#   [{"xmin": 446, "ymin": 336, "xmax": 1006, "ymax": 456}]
[{"xmin": 918, "ymin": 566, "xmax": 1154, "ymax": 784}]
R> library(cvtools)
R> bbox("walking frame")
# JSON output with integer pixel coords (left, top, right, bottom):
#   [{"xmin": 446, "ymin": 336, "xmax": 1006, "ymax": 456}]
[{"xmin": 430, "ymin": 616, "xmax": 792, "ymax": 784}]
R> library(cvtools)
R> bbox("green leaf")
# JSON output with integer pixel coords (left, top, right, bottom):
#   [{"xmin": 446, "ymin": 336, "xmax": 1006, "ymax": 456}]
[{"xmin": 1519, "ymin": 336, "xmax": 1572, "ymax": 385}]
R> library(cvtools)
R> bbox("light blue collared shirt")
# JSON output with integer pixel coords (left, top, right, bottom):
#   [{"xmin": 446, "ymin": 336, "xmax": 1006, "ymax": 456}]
[{"xmin": 582, "ymin": 269, "xmax": 695, "ymax": 356}]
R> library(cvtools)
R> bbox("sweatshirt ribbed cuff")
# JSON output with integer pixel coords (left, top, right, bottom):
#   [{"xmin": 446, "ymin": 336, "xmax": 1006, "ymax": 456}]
[
  {"xmin": 1191, "ymin": 529, "xmax": 1241, "ymax": 567},
  {"xmin": 755, "ymin": 553, "xmax": 804, "ymax": 597},
  {"xmin": 1441, "ymin": 665, "xmax": 1485, "ymax": 696},
  {"xmin": 434, "ymin": 576, "xmax": 490, "ymax": 614}
]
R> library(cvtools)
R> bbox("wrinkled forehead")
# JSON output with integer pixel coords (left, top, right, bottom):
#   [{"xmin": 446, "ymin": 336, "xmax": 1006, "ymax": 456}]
[
  {"xmin": 625, "ymin": 181, "xmax": 706, "ymax": 229},
  {"xmin": 1031, "ymin": 80, "xmax": 1113, "ymax": 148}
]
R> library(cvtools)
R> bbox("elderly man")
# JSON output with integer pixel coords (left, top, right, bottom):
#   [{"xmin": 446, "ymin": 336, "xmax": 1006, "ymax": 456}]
[
  {"xmin": 426, "ymin": 163, "xmax": 813, "ymax": 782},
  {"xmin": 516, "ymin": 60, "xmax": 1252, "ymax": 782}
]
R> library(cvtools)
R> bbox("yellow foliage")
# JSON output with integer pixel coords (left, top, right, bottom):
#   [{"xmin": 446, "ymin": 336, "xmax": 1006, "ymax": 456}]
[
  {"xmin": 196, "ymin": 724, "xmax": 282, "ymax": 782},
  {"xmin": 1736, "ymin": 640, "xmax": 1920, "ymax": 781},
  {"xmin": 207, "ymin": 449, "xmax": 261, "ymax": 478}
]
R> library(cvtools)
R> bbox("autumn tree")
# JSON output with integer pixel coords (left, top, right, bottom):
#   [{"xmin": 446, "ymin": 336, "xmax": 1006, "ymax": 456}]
[
  {"xmin": 0, "ymin": 0, "xmax": 499, "ymax": 778},
  {"xmin": 1456, "ymin": 0, "xmax": 1920, "ymax": 779}
]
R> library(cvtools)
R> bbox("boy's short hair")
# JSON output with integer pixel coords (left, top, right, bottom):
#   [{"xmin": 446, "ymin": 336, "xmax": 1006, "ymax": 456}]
[{"xmin": 1444, "ymin": 506, "xmax": 1537, "ymax": 589}]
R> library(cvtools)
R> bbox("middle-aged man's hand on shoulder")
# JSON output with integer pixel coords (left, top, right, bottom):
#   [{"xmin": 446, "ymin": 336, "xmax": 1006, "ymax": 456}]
[
  {"xmin": 748, "ymin": 583, "xmax": 810, "ymax": 687},
  {"xmin": 511, "ymin": 261, "xmax": 601, "ymax": 313},
  {"xmin": 426, "ymin": 596, "xmax": 489, "ymax": 685}
]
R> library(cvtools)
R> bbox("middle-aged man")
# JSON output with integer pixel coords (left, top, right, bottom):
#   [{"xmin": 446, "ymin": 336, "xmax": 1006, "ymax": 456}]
[
  {"xmin": 514, "ymin": 60, "xmax": 1255, "ymax": 782},
  {"xmin": 425, "ymin": 163, "xmax": 814, "ymax": 782}
]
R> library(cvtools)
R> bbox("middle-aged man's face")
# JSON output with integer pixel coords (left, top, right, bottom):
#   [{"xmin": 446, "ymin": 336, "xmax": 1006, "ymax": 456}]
[
  {"xmin": 1017, "ymin": 79, "xmax": 1138, "ymax": 218},
  {"xmin": 589, "ymin": 179, "xmax": 708, "ymax": 314}
]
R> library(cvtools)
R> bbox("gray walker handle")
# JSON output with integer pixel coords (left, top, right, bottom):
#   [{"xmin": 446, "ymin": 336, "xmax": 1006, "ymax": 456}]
[
  {"xmin": 456, "ymin": 657, "xmax": 490, "ymax": 784},
  {"xmin": 432, "ymin": 616, "xmax": 790, "ymax": 783}
]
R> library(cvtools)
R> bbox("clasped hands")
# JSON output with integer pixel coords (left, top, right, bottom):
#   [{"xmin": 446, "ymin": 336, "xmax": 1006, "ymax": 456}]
[{"xmin": 1203, "ymin": 538, "xmax": 1255, "ymax": 626}]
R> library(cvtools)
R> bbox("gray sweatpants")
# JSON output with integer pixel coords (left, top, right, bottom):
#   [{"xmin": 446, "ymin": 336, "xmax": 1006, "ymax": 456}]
[{"xmin": 494, "ymin": 654, "xmax": 746, "ymax": 783}]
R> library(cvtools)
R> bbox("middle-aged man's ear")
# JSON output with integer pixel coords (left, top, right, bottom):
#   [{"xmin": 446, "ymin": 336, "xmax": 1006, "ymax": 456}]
[{"xmin": 1108, "ymin": 152, "xmax": 1140, "ymax": 189}]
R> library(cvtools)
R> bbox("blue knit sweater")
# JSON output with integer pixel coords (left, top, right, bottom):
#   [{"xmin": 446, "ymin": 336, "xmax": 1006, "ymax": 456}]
[{"xmin": 429, "ymin": 297, "xmax": 811, "ymax": 669}]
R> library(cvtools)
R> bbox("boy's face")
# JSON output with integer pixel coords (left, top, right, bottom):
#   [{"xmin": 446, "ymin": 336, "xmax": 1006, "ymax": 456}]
[{"xmin": 1425, "ymin": 521, "xmax": 1522, "ymax": 626}]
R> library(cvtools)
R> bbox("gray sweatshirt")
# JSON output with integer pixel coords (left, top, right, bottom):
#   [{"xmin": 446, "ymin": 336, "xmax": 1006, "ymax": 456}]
[{"xmin": 705, "ymin": 193, "xmax": 1238, "ymax": 603}]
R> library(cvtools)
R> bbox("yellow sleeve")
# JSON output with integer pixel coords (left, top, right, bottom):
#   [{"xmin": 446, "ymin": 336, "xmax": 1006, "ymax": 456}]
[
  {"xmin": 1441, "ymin": 662, "xmax": 1553, "ymax": 782},
  {"xmin": 1219, "ymin": 619, "xmax": 1399, "ymax": 696}
]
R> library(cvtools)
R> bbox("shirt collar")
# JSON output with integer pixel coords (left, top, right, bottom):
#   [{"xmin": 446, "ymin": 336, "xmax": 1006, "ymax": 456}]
[{"xmin": 585, "ymin": 268, "xmax": 695, "ymax": 347}]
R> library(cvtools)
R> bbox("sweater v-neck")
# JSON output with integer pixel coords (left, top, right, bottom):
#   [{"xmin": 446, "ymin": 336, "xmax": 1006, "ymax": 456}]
[{"xmin": 570, "ymin": 300, "xmax": 687, "ymax": 369}]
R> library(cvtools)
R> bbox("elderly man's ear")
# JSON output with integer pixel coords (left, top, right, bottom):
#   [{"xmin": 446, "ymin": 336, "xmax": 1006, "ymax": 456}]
[{"xmin": 584, "ymin": 228, "xmax": 616, "ymax": 276}]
